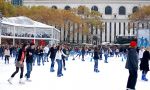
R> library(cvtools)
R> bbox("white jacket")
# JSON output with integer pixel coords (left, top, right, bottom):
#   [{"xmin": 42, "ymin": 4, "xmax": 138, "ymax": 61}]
[
  {"xmin": 4, "ymin": 49, "xmax": 10, "ymax": 56},
  {"xmin": 44, "ymin": 46, "xmax": 49, "ymax": 53},
  {"xmin": 139, "ymin": 49, "xmax": 145, "ymax": 59},
  {"xmin": 55, "ymin": 50, "xmax": 67, "ymax": 60}
]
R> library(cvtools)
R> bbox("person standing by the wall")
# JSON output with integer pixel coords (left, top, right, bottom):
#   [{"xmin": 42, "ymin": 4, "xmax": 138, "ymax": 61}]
[
  {"xmin": 8, "ymin": 43, "xmax": 28, "ymax": 84},
  {"xmin": 125, "ymin": 41, "xmax": 138, "ymax": 90},
  {"xmin": 140, "ymin": 48, "xmax": 150, "ymax": 81}
]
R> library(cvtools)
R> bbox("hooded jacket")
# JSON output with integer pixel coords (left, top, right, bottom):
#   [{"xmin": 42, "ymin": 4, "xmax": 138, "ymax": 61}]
[{"xmin": 125, "ymin": 48, "xmax": 138, "ymax": 70}]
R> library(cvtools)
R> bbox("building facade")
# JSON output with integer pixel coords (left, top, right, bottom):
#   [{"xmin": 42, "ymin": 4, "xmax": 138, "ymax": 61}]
[
  {"xmin": 23, "ymin": 0, "xmax": 150, "ymax": 44},
  {"xmin": 11, "ymin": 0, "xmax": 23, "ymax": 6}
]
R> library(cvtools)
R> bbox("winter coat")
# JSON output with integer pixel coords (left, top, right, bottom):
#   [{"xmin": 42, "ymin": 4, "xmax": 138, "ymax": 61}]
[
  {"xmin": 16, "ymin": 48, "xmax": 26, "ymax": 67},
  {"xmin": 4, "ymin": 49, "xmax": 10, "ymax": 56},
  {"xmin": 26, "ymin": 47, "xmax": 35, "ymax": 63},
  {"xmin": 125, "ymin": 48, "xmax": 138, "ymax": 70},
  {"xmin": 140, "ymin": 50, "xmax": 150, "ymax": 71},
  {"xmin": 93, "ymin": 51, "xmax": 99, "ymax": 60},
  {"xmin": 49, "ymin": 47, "xmax": 57, "ymax": 59}
]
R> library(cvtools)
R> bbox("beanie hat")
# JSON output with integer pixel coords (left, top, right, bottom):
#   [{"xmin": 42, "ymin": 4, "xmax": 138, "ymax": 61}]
[{"xmin": 130, "ymin": 41, "xmax": 137, "ymax": 47}]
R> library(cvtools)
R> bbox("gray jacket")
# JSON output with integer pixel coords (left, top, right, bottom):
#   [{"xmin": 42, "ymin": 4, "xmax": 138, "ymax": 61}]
[{"xmin": 125, "ymin": 48, "xmax": 138, "ymax": 70}]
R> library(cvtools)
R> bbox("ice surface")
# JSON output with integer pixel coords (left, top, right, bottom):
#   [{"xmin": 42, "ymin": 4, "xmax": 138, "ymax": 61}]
[{"xmin": 0, "ymin": 55, "xmax": 150, "ymax": 90}]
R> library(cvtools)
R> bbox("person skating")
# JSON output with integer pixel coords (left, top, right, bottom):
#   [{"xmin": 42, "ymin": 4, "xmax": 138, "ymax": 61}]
[
  {"xmin": 125, "ymin": 41, "xmax": 138, "ymax": 90},
  {"xmin": 25, "ymin": 43, "xmax": 35, "ymax": 82},
  {"xmin": 8, "ymin": 43, "xmax": 28, "ymax": 84},
  {"xmin": 93, "ymin": 47, "xmax": 100, "ymax": 73},
  {"xmin": 4, "ymin": 47, "xmax": 10, "ymax": 64},
  {"xmin": 140, "ymin": 48, "xmax": 150, "ymax": 81},
  {"xmin": 55, "ymin": 45, "xmax": 67, "ymax": 77},
  {"xmin": 62, "ymin": 45, "xmax": 67, "ymax": 70},
  {"xmin": 81, "ymin": 47, "xmax": 85, "ymax": 61},
  {"xmin": 48, "ymin": 44, "xmax": 57, "ymax": 72}
]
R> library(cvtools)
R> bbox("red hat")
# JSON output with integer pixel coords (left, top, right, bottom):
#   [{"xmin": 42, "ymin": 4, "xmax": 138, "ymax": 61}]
[{"xmin": 130, "ymin": 41, "xmax": 137, "ymax": 47}]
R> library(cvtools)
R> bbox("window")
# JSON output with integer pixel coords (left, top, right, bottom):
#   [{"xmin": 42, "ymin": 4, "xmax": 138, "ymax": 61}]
[
  {"xmin": 119, "ymin": 6, "xmax": 126, "ymax": 15},
  {"xmin": 64, "ymin": 6, "xmax": 71, "ymax": 10},
  {"xmin": 133, "ymin": 6, "xmax": 139, "ymax": 13},
  {"xmin": 91, "ymin": 6, "xmax": 98, "ymax": 11},
  {"xmin": 52, "ymin": 6, "xmax": 58, "ymax": 9},
  {"xmin": 105, "ymin": 6, "xmax": 112, "ymax": 15}
]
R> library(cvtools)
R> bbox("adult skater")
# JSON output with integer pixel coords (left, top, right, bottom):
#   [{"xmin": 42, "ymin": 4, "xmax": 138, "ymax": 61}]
[
  {"xmin": 62, "ymin": 45, "xmax": 67, "ymax": 70},
  {"xmin": 140, "ymin": 48, "xmax": 150, "ymax": 81},
  {"xmin": 8, "ymin": 43, "xmax": 28, "ymax": 84},
  {"xmin": 25, "ymin": 43, "xmax": 35, "ymax": 81},
  {"xmin": 93, "ymin": 46, "xmax": 100, "ymax": 73},
  {"xmin": 4, "ymin": 47, "xmax": 10, "ymax": 64},
  {"xmin": 55, "ymin": 45, "xmax": 67, "ymax": 77},
  {"xmin": 125, "ymin": 41, "xmax": 138, "ymax": 90},
  {"xmin": 81, "ymin": 47, "xmax": 85, "ymax": 61},
  {"xmin": 48, "ymin": 44, "xmax": 57, "ymax": 72}
]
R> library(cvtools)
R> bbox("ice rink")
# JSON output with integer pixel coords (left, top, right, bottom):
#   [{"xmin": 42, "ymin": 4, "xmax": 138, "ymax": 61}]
[{"xmin": 0, "ymin": 55, "xmax": 150, "ymax": 90}]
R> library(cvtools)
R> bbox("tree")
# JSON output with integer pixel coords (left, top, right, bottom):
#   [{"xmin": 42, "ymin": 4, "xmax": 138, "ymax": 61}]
[{"xmin": 129, "ymin": 5, "xmax": 150, "ymax": 29}]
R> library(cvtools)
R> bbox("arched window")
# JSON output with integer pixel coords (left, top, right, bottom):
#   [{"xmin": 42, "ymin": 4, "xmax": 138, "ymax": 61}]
[
  {"xmin": 105, "ymin": 6, "xmax": 112, "ymax": 15},
  {"xmin": 119, "ymin": 6, "xmax": 126, "ymax": 15},
  {"xmin": 132, "ymin": 6, "xmax": 139, "ymax": 13},
  {"xmin": 52, "ymin": 6, "xmax": 58, "ymax": 9},
  {"xmin": 91, "ymin": 6, "xmax": 98, "ymax": 11},
  {"xmin": 64, "ymin": 6, "xmax": 71, "ymax": 10}
]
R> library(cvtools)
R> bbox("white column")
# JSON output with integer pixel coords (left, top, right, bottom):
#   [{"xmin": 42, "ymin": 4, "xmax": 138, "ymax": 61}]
[
  {"xmin": 13, "ymin": 26, "xmax": 15, "ymax": 46},
  {"xmin": 111, "ymin": 22, "xmax": 115, "ymax": 43},
  {"xmin": 34, "ymin": 27, "xmax": 36, "ymax": 43}
]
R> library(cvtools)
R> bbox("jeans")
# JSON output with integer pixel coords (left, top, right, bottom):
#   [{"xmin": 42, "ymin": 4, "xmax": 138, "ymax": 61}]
[
  {"xmin": 104, "ymin": 54, "xmax": 108, "ymax": 62},
  {"xmin": 50, "ymin": 58, "xmax": 55, "ymax": 70},
  {"xmin": 0, "ymin": 53, "xmax": 4, "ymax": 60},
  {"xmin": 44, "ymin": 53, "xmax": 48, "ymax": 61},
  {"xmin": 25, "ymin": 63, "xmax": 32, "ymax": 78},
  {"xmin": 62, "ymin": 57, "xmax": 66, "ymax": 68},
  {"xmin": 127, "ymin": 70, "xmax": 138, "ymax": 89},
  {"xmin": 11, "ymin": 67, "xmax": 24, "ymax": 79},
  {"xmin": 56, "ymin": 59, "xmax": 62, "ymax": 76},
  {"xmin": 37, "ymin": 55, "xmax": 44, "ymax": 66},
  {"xmin": 33, "ymin": 54, "xmax": 37, "ymax": 65},
  {"xmin": 94, "ymin": 59, "xmax": 98, "ymax": 69},
  {"xmin": 5, "ymin": 55, "xmax": 9, "ymax": 64}
]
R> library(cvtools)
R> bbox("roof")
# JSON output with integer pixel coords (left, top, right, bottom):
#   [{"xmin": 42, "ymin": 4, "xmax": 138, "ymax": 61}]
[{"xmin": 1, "ymin": 16, "xmax": 54, "ymax": 29}]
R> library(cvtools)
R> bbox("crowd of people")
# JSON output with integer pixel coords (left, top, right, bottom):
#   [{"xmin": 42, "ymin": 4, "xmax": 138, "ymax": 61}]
[
  {"xmin": 0, "ymin": 41, "xmax": 149, "ymax": 90},
  {"xmin": 1, "ymin": 31, "xmax": 52, "ymax": 38}
]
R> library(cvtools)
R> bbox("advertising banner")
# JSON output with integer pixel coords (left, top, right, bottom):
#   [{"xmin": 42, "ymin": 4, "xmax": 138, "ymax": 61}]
[{"xmin": 137, "ymin": 29, "xmax": 150, "ymax": 48}]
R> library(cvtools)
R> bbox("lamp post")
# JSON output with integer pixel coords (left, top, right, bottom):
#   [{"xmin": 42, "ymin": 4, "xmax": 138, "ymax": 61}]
[{"xmin": 0, "ymin": 12, "xmax": 3, "ymax": 45}]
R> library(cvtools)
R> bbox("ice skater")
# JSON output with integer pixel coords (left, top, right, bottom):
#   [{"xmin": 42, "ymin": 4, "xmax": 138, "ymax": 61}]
[
  {"xmin": 140, "ymin": 48, "xmax": 150, "ymax": 81},
  {"xmin": 93, "ymin": 47, "xmax": 100, "ymax": 73},
  {"xmin": 8, "ymin": 43, "xmax": 28, "ymax": 84}
]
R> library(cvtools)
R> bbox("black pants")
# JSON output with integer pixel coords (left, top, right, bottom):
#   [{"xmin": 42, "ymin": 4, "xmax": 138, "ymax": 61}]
[
  {"xmin": 127, "ymin": 70, "xmax": 138, "ymax": 89},
  {"xmin": 62, "ymin": 57, "xmax": 66, "ymax": 68},
  {"xmin": 5, "ymin": 55, "xmax": 9, "ymax": 64},
  {"xmin": 11, "ymin": 67, "xmax": 24, "ymax": 79}
]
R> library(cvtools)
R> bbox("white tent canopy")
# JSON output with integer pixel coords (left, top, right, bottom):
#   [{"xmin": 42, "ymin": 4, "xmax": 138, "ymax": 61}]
[
  {"xmin": 1, "ymin": 16, "xmax": 55, "ymax": 29},
  {"xmin": 0, "ymin": 16, "xmax": 60, "ymax": 45}
]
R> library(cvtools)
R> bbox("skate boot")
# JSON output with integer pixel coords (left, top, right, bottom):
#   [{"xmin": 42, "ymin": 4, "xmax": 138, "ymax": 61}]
[
  {"xmin": 19, "ymin": 79, "xmax": 25, "ymax": 84},
  {"xmin": 8, "ymin": 77, "xmax": 13, "ymax": 84}
]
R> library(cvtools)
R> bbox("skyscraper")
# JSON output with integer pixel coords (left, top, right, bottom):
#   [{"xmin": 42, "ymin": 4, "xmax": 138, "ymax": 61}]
[{"xmin": 11, "ymin": 0, "xmax": 23, "ymax": 6}]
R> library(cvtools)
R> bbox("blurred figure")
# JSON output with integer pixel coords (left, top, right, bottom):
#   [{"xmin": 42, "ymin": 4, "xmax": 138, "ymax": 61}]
[
  {"xmin": 8, "ymin": 43, "xmax": 28, "ymax": 84},
  {"xmin": 125, "ymin": 41, "xmax": 138, "ymax": 90},
  {"xmin": 4, "ymin": 47, "xmax": 10, "ymax": 64},
  {"xmin": 140, "ymin": 48, "xmax": 150, "ymax": 81}
]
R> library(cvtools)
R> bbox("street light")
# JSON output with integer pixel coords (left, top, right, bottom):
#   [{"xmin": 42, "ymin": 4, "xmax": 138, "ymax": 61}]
[{"xmin": 0, "ymin": 12, "xmax": 3, "ymax": 45}]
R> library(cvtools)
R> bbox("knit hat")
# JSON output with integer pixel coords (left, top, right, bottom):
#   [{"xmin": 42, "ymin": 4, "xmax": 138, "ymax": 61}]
[{"xmin": 130, "ymin": 41, "xmax": 137, "ymax": 47}]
